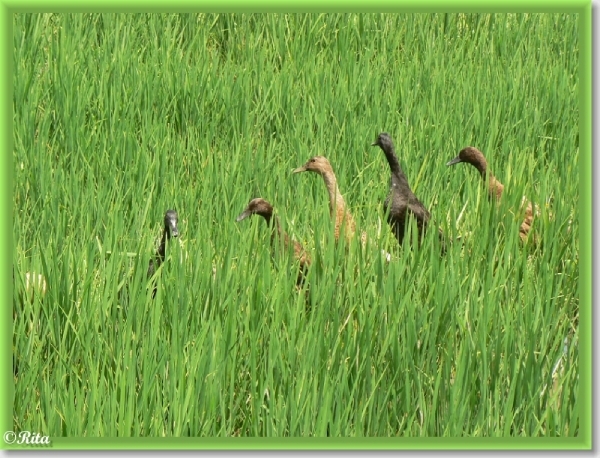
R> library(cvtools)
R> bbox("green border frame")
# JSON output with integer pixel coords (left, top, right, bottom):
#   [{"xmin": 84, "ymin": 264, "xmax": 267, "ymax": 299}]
[{"xmin": 1, "ymin": 2, "xmax": 591, "ymax": 450}]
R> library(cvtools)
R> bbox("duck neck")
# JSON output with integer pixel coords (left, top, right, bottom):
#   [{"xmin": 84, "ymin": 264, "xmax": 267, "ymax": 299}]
[
  {"xmin": 475, "ymin": 163, "xmax": 504, "ymax": 200},
  {"xmin": 157, "ymin": 227, "xmax": 170, "ymax": 261},
  {"xmin": 474, "ymin": 160, "xmax": 487, "ymax": 179},
  {"xmin": 486, "ymin": 173, "xmax": 504, "ymax": 200},
  {"xmin": 260, "ymin": 212, "xmax": 273, "ymax": 226},
  {"xmin": 267, "ymin": 215, "xmax": 290, "ymax": 247},
  {"xmin": 382, "ymin": 144, "xmax": 410, "ymax": 187},
  {"xmin": 321, "ymin": 170, "xmax": 346, "ymax": 215}
]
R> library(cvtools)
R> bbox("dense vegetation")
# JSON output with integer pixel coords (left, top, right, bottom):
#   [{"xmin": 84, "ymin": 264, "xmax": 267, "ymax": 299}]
[{"xmin": 13, "ymin": 13, "xmax": 579, "ymax": 438}]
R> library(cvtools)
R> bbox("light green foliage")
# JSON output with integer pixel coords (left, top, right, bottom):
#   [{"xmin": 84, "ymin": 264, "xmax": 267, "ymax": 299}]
[{"xmin": 13, "ymin": 13, "xmax": 579, "ymax": 437}]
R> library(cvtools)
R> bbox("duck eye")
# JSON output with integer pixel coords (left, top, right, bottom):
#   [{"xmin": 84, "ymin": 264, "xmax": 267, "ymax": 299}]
[{"xmin": 310, "ymin": 158, "xmax": 315, "ymax": 163}]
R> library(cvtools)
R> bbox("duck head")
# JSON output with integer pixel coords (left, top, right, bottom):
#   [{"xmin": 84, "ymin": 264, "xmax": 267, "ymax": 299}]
[
  {"xmin": 236, "ymin": 198, "xmax": 274, "ymax": 222},
  {"xmin": 371, "ymin": 132, "xmax": 394, "ymax": 149},
  {"xmin": 164, "ymin": 210, "xmax": 179, "ymax": 238},
  {"xmin": 446, "ymin": 146, "xmax": 488, "ymax": 171},
  {"xmin": 292, "ymin": 156, "xmax": 334, "ymax": 176}
]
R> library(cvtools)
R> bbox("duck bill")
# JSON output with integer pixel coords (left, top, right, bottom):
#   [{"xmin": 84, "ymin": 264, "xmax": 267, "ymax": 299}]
[
  {"xmin": 236, "ymin": 210, "xmax": 252, "ymax": 222},
  {"xmin": 446, "ymin": 156, "xmax": 462, "ymax": 166},
  {"xmin": 292, "ymin": 165, "xmax": 307, "ymax": 174},
  {"xmin": 371, "ymin": 141, "xmax": 378, "ymax": 146}
]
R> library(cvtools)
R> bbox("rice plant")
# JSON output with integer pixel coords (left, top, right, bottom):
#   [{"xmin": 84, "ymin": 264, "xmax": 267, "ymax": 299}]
[{"xmin": 12, "ymin": 13, "xmax": 580, "ymax": 438}]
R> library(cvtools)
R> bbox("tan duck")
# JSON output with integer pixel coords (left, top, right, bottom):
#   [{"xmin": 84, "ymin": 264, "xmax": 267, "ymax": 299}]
[
  {"xmin": 447, "ymin": 146, "xmax": 537, "ymax": 243},
  {"xmin": 293, "ymin": 155, "xmax": 394, "ymax": 262},
  {"xmin": 236, "ymin": 198, "xmax": 311, "ymax": 285},
  {"xmin": 293, "ymin": 156, "xmax": 360, "ymax": 244}
]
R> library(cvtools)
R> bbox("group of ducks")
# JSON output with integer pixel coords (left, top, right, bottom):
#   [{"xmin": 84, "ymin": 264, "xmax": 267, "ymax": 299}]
[{"xmin": 148, "ymin": 132, "xmax": 539, "ymax": 290}]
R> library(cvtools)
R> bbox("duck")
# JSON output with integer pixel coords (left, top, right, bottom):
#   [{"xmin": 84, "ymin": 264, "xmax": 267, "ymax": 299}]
[
  {"xmin": 446, "ymin": 146, "xmax": 537, "ymax": 243},
  {"xmin": 293, "ymin": 155, "xmax": 392, "ymax": 262},
  {"xmin": 236, "ymin": 198, "xmax": 311, "ymax": 286},
  {"xmin": 292, "ymin": 156, "xmax": 359, "ymax": 244},
  {"xmin": 147, "ymin": 209, "xmax": 179, "ymax": 281},
  {"xmin": 371, "ymin": 132, "xmax": 445, "ymax": 250}
]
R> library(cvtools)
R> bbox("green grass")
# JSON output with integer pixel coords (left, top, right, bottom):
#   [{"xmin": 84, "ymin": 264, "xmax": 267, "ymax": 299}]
[{"xmin": 12, "ymin": 13, "xmax": 579, "ymax": 438}]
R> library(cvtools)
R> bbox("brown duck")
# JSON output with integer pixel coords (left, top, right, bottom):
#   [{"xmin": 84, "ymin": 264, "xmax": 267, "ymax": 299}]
[
  {"xmin": 371, "ymin": 132, "xmax": 445, "ymax": 250},
  {"xmin": 236, "ymin": 198, "xmax": 311, "ymax": 285},
  {"xmin": 447, "ymin": 146, "xmax": 537, "ymax": 243}
]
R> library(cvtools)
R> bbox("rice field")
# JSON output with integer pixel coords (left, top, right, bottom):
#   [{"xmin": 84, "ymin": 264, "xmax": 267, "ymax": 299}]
[{"xmin": 12, "ymin": 13, "xmax": 581, "ymax": 440}]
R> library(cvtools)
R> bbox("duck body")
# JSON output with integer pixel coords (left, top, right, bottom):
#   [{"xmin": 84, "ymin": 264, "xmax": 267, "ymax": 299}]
[
  {"xmin": 236, "ymin": 198, "xmax": 310, "ymax": 285},
  {"xmin": 147, "ymin": 209, "xmax": 179, "ymax": 279},
  {"xmin": 294, "ymin": 156, "xmax": 392, "ymax": 262},
  {"xmin": 384, "ymin": 171, "xmax": 432, "ymax": 245},
  {"xmin": 447, "ymin": 146, "xmax": 536, "ymax": 243},
  {"xmin": 372, "ymin": 132, "xmax": 434, "ymax": 247},
  {"xmin": 446, "ymin": 146, "xmax": 504, "ymax": 201},
  {"xmin": 518, "ymin": 197, "xmax": 538, "ymax": 243},
  {"xmin": 293, "ymin": 156, "xmax": 356, "ymax": 244}
]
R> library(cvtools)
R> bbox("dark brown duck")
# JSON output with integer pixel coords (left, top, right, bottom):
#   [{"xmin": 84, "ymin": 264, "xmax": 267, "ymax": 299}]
[
  {"xmin": 447, "ymin": 146, "xmax": 536, "ymax": 243},
  {"xmin": 147, "ymin": 209, "xmax": 179, "ymax": 279},
  {"xmin": 371, "ymin": 132, "xmax": 444, "ymax": 249},
  {"xmin": 236, "ymin": 198, "xmax": 311, "ymax": 285}
]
